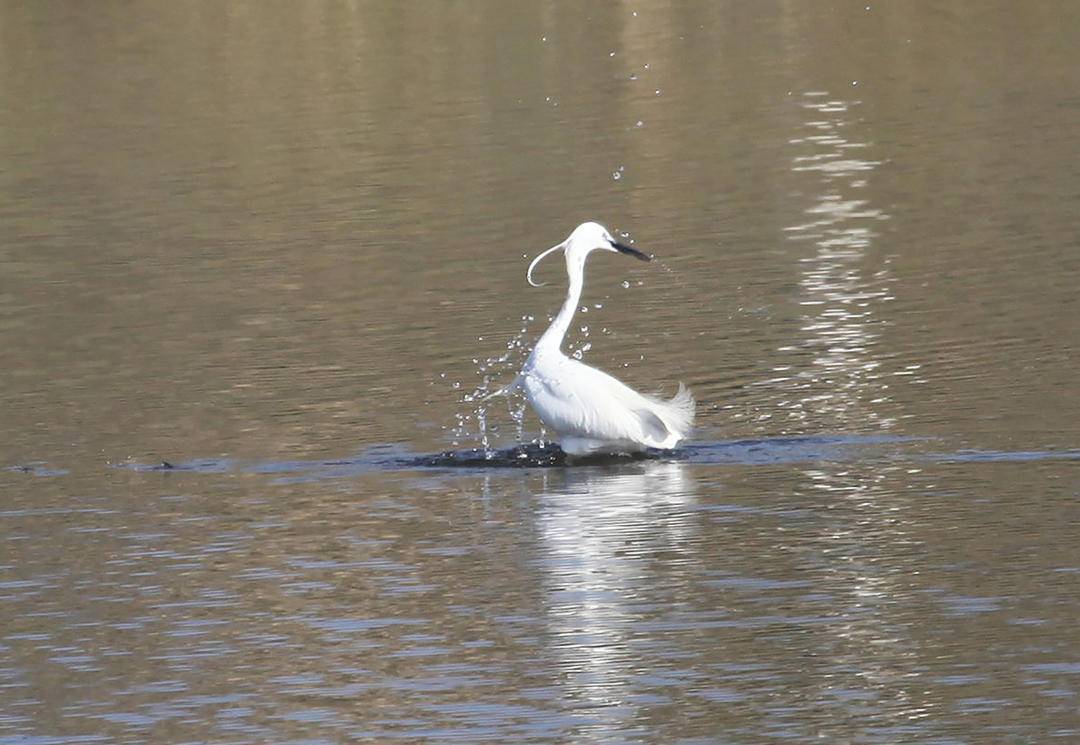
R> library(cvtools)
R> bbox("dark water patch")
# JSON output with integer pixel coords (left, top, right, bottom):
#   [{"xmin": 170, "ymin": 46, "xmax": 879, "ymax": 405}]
[
  {"xmin": 98, "ymin": 435, "xmax": 1080, "ymax": 482},
  {"xmin": 411, "ymin": 442, "xmax": 621, "ymax": 469},
  {"xmin": 20, "ymin": 438, "xmax": 1080, "ymax": 484},
  {"xmin": 104, "ymin": 435, "xmax": 920, "ymax": 481}
]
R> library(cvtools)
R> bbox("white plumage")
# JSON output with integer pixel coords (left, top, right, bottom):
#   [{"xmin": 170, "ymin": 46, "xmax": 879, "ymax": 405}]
[{"xmin": 494, "ymin": 221, "xmax": 695, "ymax": 456}]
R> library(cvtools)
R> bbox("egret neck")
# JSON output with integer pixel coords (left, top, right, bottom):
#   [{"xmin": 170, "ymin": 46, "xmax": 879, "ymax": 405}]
[{"xmin": 534, "ymin": 253, "xmax": 584, "ymax": 355}]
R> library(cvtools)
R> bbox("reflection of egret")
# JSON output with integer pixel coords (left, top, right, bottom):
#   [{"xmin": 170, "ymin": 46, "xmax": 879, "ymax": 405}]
[
  {"xmin": 534, "ymin": 461, "xmax": 697, "ymax": 715},
  {"xmin": 536, "ymin": 461, "xmax": 698, "ymax": 573},
  {"xmin": 489, "ymin": 222, "xmax": 695, "ymax": 456}
]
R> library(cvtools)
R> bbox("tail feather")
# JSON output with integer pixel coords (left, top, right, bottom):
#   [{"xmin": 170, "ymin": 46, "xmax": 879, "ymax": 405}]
[{"xmin": 644, "ymin": 382, "xmax": 695, "ymax": 440}]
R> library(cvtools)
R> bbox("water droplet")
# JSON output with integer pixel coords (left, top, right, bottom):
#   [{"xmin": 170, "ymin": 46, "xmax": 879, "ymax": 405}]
[
  {"xmin": 629, "ymin": 73, "xmax": 638, "ymax": 81},
  {"xmin": 655, "ymin": 89, "xmax": 663, "ymax": 96},
  {"xmin": 541, "ymin": 36, "xmax": 547, "ymax": 42},
  {"xmin": 594, "ymin": 303, "xmax": 603, "ymax": 309},
  {"xmin": 635, "ymin": 120, "xmax": 644, "ymax": 128},
  {"xmin": 609, "ymin": 50, "xmax": 616, "ymax": 57},
  {"xmin": 580, "ymin": 306, "xmax": 588, "ymax": 313},
  {"xmin": 452, "ymin": 381, "xmax": 461, "ymax": 389},
  {"xmin": 572, "ymin": 342, "xmax": 593, "ymax": 360},
  {"xmin": 621, "ymin": 280, "xmax": 631, "ymax": 289},
  {"xmin": 644, "ymin": 63, "xmax": 650, "ymax": 70},
  {"xmin": 612, "ymin": 171, "xmax": 622, "ymax": 180}
]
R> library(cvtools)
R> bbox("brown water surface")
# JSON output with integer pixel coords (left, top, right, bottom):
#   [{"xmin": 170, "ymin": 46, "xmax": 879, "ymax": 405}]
[{"xmin": 2, "ymin": 2, "xmax": 1079, "ymax": 743}]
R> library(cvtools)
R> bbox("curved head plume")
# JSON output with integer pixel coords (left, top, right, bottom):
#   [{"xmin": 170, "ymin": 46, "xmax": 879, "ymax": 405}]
[
  {"xmin": 526, "ymin": 221, "xmax": 651, "ymax": 286},
  {"xmin": 527, "ymin": 242, "xmax": 565, "ymax": 287}
]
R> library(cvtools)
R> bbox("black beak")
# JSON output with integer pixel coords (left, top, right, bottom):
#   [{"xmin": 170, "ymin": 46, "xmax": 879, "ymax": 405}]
[{"xmin": 611, "ymin": 241, "xmax": 652, "ymax": 262}]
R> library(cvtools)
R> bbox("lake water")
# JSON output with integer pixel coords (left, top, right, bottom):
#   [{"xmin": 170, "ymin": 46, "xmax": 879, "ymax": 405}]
[{"xmin": 3, "ymin": 2, "xmax": 1079, "ymax": 743}]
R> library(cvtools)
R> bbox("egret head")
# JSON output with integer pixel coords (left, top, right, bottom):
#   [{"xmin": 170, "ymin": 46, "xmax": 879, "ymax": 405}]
[{"xmin": 527, "ymin": 221, "xmax": 651, "ymax": 287}]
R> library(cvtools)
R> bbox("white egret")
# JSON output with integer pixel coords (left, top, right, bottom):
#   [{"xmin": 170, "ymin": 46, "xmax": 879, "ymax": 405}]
[{"xmin": 491, "ymin": 221, "xmax": 695, "ymax": 456}]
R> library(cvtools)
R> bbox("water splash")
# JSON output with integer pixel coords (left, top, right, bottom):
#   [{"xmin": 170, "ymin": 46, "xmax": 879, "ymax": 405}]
[
  {"xmin": 508, "ymin": 396, "xmax": 528, "ymax": 443},
  {"xmin": 446, "ymin": 314, "xmax": 537, "ymax": 457}
]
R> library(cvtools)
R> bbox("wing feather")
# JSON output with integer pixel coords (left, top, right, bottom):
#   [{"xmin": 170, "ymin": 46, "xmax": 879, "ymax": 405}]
[{"xmin": 523, "ymin": 357, "xmax": 695, "ymax": 448}]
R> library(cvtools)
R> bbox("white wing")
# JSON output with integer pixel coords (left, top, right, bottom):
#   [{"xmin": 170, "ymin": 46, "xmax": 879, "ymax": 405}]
[{"xmin": 523, "ymin": 355, "xmax": 694, "ymax": 450}]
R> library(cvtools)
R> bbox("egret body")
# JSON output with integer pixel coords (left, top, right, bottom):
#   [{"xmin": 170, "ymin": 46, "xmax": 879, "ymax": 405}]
[{"xmin": 495, "ymin": 222, "xmax": 695, "ymax": 456}]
